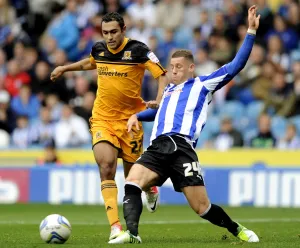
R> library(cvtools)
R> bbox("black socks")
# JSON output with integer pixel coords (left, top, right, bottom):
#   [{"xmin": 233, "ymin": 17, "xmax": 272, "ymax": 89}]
[
  {"xmin": 201, "ymin": 204, "xmax": 239, "ymax": 235},
  {"xmin": 124, "ymin": 184, "xmax": 239, "ymax": 237},
  {"xmin": 123, "ymin": 183, "xmax": 143, "ymax": 236}
]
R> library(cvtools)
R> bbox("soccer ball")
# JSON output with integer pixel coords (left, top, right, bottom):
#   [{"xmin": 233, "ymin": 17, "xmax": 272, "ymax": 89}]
[{"xmin": 39, "ymin": 214, "xmax": 72, "ymax": 244}]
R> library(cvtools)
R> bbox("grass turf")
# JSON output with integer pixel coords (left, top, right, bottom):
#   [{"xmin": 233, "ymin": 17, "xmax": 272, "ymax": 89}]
[{"xmin": 0, "ymin": 204, "xmax": 299, "ymax": 247}]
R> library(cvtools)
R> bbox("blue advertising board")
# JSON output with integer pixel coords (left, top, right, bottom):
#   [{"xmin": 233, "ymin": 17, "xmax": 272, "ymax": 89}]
[{"xmin": 19, "ymin": 164, "xmax": 300, "ymax": 207}]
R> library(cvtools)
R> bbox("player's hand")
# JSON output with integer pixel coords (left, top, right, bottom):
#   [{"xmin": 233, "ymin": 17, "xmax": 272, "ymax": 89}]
[
  {"xmin": 50, "ymin": 66, "xmax": 65, "ymax": 82},
  {"xmin": 143, "ymin": 100, "xmax": 159, "ymax": 109},
  {"xmin": 127, "ymin": 114, "xmax": 140, "ymax": 133},
  {"xmin": 248, "ymin": 5, "xmax": 260, "ymax": 30}
]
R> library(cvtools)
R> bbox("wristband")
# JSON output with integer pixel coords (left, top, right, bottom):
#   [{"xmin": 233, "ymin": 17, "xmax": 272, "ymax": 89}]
[{"xmin": 247, "ymin": 28, "xmax": 256, "ymax": 35}]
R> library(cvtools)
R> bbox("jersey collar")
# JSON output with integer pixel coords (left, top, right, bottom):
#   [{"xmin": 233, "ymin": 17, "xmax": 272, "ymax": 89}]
[{"xmin": 107, "ymin": 37, "xmax": 129, "ymax": 54}]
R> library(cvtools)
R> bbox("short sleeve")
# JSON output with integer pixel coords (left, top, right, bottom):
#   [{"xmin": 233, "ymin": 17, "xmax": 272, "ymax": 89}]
[
  {"xmin": 89, "ymin": 44, "xmax": 97, "ymax": 65},
  {"xmin": 137, "ymin": 43, "xmax": 167, "ymax": 79},
  {"xmin": 89, "ymin": 54, "xmax": 96, "ymax": 65}
]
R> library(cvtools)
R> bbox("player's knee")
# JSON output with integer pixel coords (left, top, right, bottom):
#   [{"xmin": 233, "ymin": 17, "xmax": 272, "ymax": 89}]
[
  {"xmin": 96, "ymin": 158, "xmax": 117, "ymax": 180},
  {"xmin": 195, "ymin": 198, "xmax": 211, "ymax": 215},
  {"xmin": 125, "ymin": 172, "xmax": 145, "ymax": 189},
  {"xmin": 125, "ymin": 175, "xmax": 141, "ymax": 186},
  {"xmin": 100, "ymin": 165, "xmax": 116, "ymax": 180}
]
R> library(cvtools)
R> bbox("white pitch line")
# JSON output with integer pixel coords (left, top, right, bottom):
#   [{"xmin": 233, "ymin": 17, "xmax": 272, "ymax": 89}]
[{"xmin": 0, "ymin": 218, "xmax": 300, "ymax": 225}]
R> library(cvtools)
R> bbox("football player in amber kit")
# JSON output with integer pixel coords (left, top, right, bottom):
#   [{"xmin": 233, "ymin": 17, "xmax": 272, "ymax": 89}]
[{"xmin": 50, "ymin": 12, "xmax": 168, "ymax": 241}]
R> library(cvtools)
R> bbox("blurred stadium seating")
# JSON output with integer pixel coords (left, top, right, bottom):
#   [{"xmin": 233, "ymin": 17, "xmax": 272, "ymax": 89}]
[{"xmin": 0, "ymin": 0, "xmax": 299, "ymax": 153}]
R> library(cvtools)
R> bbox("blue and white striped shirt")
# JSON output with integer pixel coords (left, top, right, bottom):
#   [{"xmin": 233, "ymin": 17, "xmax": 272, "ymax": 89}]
[
  {"xmin": 150, "ymin": 70, "xmax": 233, "ymax": 143},
  {"xmin": 138, "ymin": 34, "xmax": 256, "ymax": 145},
  {"xmin": 150, "ymin": 77, "xmax": 209, "ymax": 142}
]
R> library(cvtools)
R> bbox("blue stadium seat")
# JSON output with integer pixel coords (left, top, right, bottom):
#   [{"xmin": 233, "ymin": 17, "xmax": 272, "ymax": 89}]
[
  {"xmin": 245, "ymin": 101, "xmax": 264, "ymax": 130},
  {"xmin": 246, "ymin": 101, "xmax": 264, "ymax": 120},
  {"xmin": 194, "ymin": 114, "xmax": 220, "ymax": 148},
  {"xmin": 244, "ymin": 129, "xmax": 257, "ymax": 146},
  {"xmin": 288, "ymin": 115, "xmax": 300, "ymax": 132},
  {"xmin": 174, "ymin": 27, "xmax": 193, "ymax": 48},
  {"xmin": 218, "ymin": 101, "xmax": 247, "ymax": 131},
  {"xmin": 291, "ymin": 49, "xmax": 300, "ymax": 62},
  {"xmin": 271, "ymin": 116, "xmax": 287, "ymax": 139},
  {"xmin": 196, "ymin": 127, "xmax": 211, "ymax": 148},
  {"xmin": 204, "ymin": 115, "xmax": 220, "ymax": 135},
  {"xmin": 219, "ymin": 101, "xmax": 245, "ymax": 121},
  {"xmin": 234, "ymin": 116, "xmax": 250, "ymax": 132}
]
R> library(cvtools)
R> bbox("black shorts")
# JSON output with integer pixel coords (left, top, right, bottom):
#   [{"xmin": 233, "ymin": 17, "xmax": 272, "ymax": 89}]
[{"xmin": 136, "ymin": 135, "xmax": 205, "ymax": 192}]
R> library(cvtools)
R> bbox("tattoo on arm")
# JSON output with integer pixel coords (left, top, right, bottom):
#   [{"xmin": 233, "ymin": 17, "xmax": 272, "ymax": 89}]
[{"xmin": 80, "ymin": 65, "xmax": 84, "ymax": 70}]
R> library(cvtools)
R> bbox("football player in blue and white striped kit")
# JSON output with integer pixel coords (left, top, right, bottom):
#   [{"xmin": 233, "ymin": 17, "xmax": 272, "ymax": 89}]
[{"xmin": 109, "ymin": 5, "xmax": 260, "ymax": 245}]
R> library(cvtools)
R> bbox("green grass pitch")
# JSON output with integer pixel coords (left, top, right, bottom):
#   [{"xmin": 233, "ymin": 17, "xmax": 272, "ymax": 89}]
[{"xmin": 0, "ymin": 204, "xmax": 299, "ymax": 247}]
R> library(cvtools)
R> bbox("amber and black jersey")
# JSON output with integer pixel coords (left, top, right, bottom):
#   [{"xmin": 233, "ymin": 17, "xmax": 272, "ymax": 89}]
[{"xmin": 89, "ymin": 37, "xmax": 167, "ymax": 121}]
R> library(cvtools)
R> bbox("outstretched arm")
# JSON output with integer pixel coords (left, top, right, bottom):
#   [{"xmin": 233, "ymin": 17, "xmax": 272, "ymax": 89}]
[
  {"xmin": 127, "ymin": 108, "xmax": 158, "ymax": 132},
  {"xmin": 50, "ymin": 58, "xmax": 96, "ymax": 82},
  {"xmin": 137, "ymin": 108, "xmax": 158, "ymax": 121},
  {"xmin": 201, "ymin": 5, "xmax": 260, "ymax": 92},
  {"xmin": 225, "ymin": 34, "xmax": 255, "ymax": 76}
]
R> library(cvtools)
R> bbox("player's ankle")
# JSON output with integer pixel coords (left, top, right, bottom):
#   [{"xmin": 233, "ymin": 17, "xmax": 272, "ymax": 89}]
[
  {"xmin": 111, "ymin": 222, "xmax": 122, "ymax": 228},
  {"xmin": 149, "ymin": 186, "xmax": 158, "ymax": 194},
  {"xmin": 229, "ymin": 222, "xmax": 240, "ymax": 236},
  {"xmin": 127, "ymin": 226, "xmax": 138, "ymax": 237}
]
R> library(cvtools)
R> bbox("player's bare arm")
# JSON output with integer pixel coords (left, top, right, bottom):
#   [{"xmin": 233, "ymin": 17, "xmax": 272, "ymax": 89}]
[
  {"xmin": 144, "ymin": 74, "xmax": 169, "ymax": 109},
  {"xmin": 156, "ymin": 74, "xmax": 169, "ymax": 105},
  {"xmin": 50, "ymin": 58, "xmax": 96, "ymax": 82}
]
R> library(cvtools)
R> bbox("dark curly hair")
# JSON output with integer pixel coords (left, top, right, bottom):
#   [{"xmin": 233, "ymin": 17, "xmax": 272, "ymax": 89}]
[{"xmin": 101, "ymin": 12, "xmax": 125, "ymax": 29}]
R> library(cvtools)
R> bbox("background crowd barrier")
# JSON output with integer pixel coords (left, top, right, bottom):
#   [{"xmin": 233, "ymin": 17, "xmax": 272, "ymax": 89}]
[{"xmin": 0, "ymin": 149, "xmax": 299, "ymax": 207}]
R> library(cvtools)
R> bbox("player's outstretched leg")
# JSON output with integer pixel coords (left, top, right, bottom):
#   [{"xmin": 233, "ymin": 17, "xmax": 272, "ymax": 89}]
[
  {"xmin": 200, "ymin": 204, "xmax": 259, "ymax": 242},
  {"xmin": 183, "ymin": 186, "xmax": 259, "ymax": 243},
  {"xmin": 145, "ymin": 186, "xmax": 159, "ymax": 213},
  {"xmin": 108, "ymin": 182, "xmax": 143, "ymax": 244}
]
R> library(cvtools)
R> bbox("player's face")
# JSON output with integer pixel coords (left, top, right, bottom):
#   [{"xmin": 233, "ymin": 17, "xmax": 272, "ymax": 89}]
[
  {"xmin": 170, "ymin": 57, "xmax": 194, "ymax": 84},
  {"xmin": 102, "ymin": 21, "xmax": 126, "ymax": 50}
]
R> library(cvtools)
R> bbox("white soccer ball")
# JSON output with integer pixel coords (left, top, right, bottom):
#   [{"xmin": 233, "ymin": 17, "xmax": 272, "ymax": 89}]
[{"xmin": 39, "ymin": 214, "xmax": 72, "ymax": 244}]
